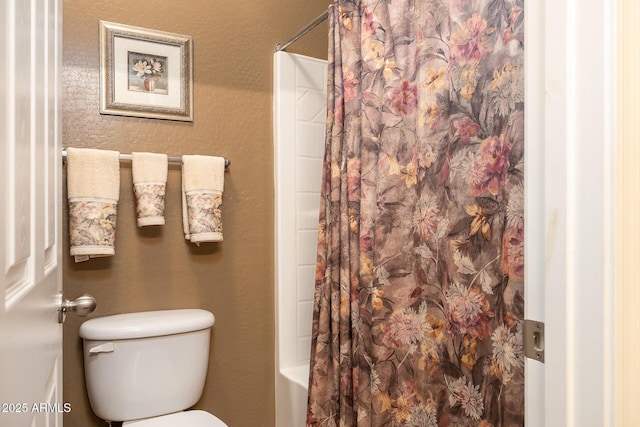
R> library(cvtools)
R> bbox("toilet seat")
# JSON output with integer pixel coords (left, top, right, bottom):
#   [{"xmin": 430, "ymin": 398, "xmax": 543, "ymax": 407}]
[{"xmin": 123, "ymin": 410, "xmax": 228, "ymax": 427}]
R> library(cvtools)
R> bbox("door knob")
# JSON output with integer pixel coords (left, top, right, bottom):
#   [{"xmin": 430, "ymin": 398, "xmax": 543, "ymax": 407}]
[{"xmin": 57, "ymin": 293, "xmax": 97, "ymax": 323}]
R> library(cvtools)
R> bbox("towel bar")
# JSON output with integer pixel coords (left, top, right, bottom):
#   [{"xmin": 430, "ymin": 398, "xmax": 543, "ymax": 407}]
[{"xmin": 61, "ymin": 150, "xmax": 230, "ymax": 169}]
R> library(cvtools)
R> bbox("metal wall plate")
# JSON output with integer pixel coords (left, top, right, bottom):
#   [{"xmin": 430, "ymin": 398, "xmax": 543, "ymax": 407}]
[{"xmin": 523, "ymin": 319, "xmax": 545, "ymax": 363}]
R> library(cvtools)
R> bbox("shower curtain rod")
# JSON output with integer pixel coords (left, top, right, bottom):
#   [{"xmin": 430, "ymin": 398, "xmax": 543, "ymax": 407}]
[
  {"xmin": 61, "ymin": 150, "xmax": 231, "ymax": 169},
  {"xmin": 275, "ymin": 10, "xmax": 329, "ymax": 52}
]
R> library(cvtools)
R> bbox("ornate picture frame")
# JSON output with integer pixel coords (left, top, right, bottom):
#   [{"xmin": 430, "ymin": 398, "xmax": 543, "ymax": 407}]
[{"xmin": 99, "ymin": 21, "xmax": 193, "ymax": 121}]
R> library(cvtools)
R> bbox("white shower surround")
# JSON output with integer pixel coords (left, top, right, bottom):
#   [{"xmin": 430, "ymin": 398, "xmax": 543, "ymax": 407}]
[{"xmin": 273, "ymin": 51, "xmax": 327, "ymax": 427}]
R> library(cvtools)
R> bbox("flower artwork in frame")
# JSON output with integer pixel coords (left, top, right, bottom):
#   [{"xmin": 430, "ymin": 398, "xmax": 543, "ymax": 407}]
[
  {"xmin": 100, "ymin": 21, "xmax": 193, "ymax": 121},
  {"xmin": 128, "ymin": 52, "xmax": 168, "ymax": 94}
]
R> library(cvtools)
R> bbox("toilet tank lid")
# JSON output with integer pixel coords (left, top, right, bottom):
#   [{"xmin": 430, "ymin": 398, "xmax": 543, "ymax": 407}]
[{"xmin": 79, "ymin": 309, "xmax": 215, "ymax": 340}]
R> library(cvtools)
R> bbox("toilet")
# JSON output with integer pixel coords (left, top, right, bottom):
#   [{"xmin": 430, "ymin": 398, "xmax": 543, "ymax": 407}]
[{"xmin": 79, "ymin": 309, "xmax": 228, "ymax": 426}]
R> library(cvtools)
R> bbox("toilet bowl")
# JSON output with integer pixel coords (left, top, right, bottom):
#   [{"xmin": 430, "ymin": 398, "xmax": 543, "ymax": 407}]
[{"xmin": 79, "ymin": 309, "xmax": 228, "ymax": 426}]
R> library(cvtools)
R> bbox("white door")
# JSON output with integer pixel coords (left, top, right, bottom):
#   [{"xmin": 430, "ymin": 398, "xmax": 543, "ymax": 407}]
[
  {"xmin": 0, "ymin": 0, "xmax": 63, "ymax": 426},
  {"xmin": 538, "ymin": 0, "xmax": 616, "ymax": 425},
  {"xmin": 525, "ymin": 0, "xmax": 545, "ymax": 424}
]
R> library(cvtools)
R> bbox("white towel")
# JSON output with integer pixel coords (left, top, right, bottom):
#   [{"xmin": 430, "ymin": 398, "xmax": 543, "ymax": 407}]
[
  {"xmin": 132, "ymin": 152, "xmax": 168, "ymax": 227},
  {"xmin": 66, "ymin": 147, "xmax": 120, "ymax": 262},
  {"xmin": 182, "ymin": 155, "xmax": 225, "ymax": 244}
]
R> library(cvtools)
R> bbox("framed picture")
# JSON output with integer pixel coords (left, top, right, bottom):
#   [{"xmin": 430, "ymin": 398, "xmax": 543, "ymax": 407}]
[{"xmin": 99, "ymin": 21, "xmax": 193, "ymax": 121}]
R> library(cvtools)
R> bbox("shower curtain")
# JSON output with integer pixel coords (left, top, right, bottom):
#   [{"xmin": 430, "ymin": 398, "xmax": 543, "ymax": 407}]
[{"xmin": 307, "ymin": 0, "xmax": 525, "ymax": 425}]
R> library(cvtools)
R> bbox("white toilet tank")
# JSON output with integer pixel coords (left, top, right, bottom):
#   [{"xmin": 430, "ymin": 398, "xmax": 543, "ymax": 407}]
[{"xmin": 79, "ymin": 309, "xmax": 215, "ymax": 422}]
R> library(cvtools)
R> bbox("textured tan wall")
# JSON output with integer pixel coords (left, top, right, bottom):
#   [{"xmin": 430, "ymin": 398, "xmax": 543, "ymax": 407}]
[{"xmin": 62, "ymin": 1, "xmax": 329, "ymax": 426}]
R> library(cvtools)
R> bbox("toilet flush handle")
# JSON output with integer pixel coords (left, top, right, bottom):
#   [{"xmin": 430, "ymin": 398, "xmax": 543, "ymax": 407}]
[{"xmin": 88, "ymin": 342, "xmax": 115, "ymax": 355}]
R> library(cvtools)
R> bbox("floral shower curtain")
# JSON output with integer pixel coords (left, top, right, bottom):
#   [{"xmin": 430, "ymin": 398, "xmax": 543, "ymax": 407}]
[{"xmin": 307, "ymin": 0, "xmax": 525, "ymax": 426}]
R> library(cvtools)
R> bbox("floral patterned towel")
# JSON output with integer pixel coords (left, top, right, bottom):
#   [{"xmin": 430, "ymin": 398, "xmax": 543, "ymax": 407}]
[
  {"xmin": 66, "ymin": 147, "xmax": 120, "ymax": 263},
  {"xmin": 181, "ymin": 155, "xmax": 225, "ymax": 245},
  {"xmin": 133, "ymin": 182, "xmax": 166, "ymax": 226},
  {"xmin": 185, "ymin": 190, "xmax": 223, "ymax": 243},
  {"xmin": 69, "ymin": 198, "xmax": 118, "ymax": 262},
  {"xmin": 131, "ymin": 152, "xmax": 168, "ymax": 227}
]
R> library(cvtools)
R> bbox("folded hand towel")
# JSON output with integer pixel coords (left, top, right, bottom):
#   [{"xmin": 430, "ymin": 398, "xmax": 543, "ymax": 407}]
[
  {"xmin": 66, "ymin": 147, "xmax": 120, "ymax": 262},
  {"xmin": 182, "ymin": 155, "xmax": 225, "ymax": 244},
  {"xmin": 132, "ymin": 152, "xmax": 168, "ymax": 227}
]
